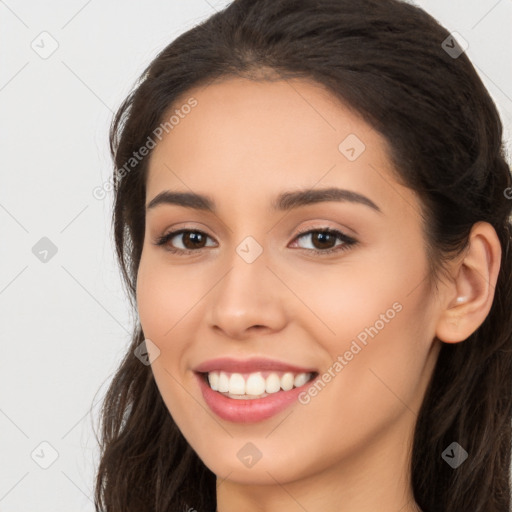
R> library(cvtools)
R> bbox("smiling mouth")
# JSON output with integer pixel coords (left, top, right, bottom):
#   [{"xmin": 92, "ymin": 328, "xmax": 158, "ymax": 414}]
[{"xmin": 198, "ymin": 370, "xmax": 319, "ymax": 400}]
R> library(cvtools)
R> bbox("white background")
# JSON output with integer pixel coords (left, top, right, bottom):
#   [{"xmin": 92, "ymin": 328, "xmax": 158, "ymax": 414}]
[{"xmin": 1, "ymin": 1, "xmax": 511, "ymax": 510}]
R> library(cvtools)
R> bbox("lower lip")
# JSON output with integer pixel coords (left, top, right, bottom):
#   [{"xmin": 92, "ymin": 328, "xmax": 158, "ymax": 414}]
[{"xmin": 195, "ymin": 373, "xmax": 315, "ymax": 423}]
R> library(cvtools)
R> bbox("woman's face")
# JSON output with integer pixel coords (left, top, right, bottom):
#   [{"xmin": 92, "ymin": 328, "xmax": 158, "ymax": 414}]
[{"xmin": 136, "ymin": 77, "xmax": 442, "ymax": 485}]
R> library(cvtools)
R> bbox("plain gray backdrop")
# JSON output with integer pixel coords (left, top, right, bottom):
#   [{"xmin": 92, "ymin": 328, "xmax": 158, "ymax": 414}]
[{"xmin": 1, "ymin": 1, "xmax": 511, "ymax": 510}]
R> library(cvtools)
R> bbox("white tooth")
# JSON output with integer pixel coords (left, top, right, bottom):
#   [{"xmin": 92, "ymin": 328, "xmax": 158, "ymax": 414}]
[
  {"xmin": 208, "ymin": 371, "xmax": 219, "ymax": 391},
  {"xmin": 281, "ymin": 372, "xmax": 294, "ymax": 391},
  {"xmin": 294, "ymin": 372, "xmax": 309, "ymax": 388},
  {"xmin": 265, "ymin": 373, "xmax": 281, "ymax": 394},
  {"xmin": 217, "ymin": 371, "xmax": 230, "ymax": 392},
  {"xmin": 229, "ymin": 373, "xmax": 245, "ymax": 395},
  {"xmin": 214, "ymin": 370, "xmax": 314, "ymax": 396},
  {"xmin": 245, "ymin": 372, "xmax": 266, "ymax": 395}
]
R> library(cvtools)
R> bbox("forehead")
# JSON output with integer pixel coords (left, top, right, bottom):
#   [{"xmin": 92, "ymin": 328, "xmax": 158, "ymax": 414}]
[{"xmin": 145, "ymin": 77, "xmax": 416, "ymax": 220}]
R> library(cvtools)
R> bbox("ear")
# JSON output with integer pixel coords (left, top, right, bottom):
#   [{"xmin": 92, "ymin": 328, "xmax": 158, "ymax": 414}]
[{"xmin": 435, "ymin": 221, "xmax": 502, "ymax": 344}]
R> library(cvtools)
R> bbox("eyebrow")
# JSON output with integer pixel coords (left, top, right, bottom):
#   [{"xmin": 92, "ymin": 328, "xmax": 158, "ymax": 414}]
[{"xmin": 146, "ymin": 187, "xmax": 382, "ymax": 214}]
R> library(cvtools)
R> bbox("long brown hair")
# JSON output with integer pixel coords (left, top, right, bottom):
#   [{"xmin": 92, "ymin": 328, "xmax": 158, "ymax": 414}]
[{"xmin": 94, "ymin": 1, "xmax": 512, "ymax": 510}]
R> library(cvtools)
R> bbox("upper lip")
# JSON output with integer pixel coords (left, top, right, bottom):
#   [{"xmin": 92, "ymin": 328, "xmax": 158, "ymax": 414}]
[{"xmin": 194, "ymin": 357, "xmax": 317, "ymax": 374}]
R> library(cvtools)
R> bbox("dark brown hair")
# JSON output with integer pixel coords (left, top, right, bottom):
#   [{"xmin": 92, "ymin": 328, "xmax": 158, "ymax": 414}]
[{"xmin": 94, "ymin": 1, "xmax": 512, "ymax": 510}]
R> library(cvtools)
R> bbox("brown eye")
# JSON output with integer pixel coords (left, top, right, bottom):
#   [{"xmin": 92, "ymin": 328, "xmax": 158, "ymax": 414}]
[
  {"xmin": 154, "ymin": 229, "xmax": 216, "ymax": 253},
  {"xmin": 290, "ymin": 228, "xmax": 357, "ymax": 255},
  {"xmin": 179, "ymin": 231, "xmax": 208, "ymax": 249},
  {"xmin": 308, "ymin": 231, "xmax": 337, "ymax": 250}
]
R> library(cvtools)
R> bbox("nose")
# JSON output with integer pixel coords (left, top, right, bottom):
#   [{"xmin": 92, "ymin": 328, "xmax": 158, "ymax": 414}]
[{"xmin": 207, "ymin": 251, "xmax": 288, "ymax": 340}]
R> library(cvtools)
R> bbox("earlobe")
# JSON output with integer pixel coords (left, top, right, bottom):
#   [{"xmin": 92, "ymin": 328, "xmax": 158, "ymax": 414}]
[{"xmin": 435, "ymin": 221, "xmax": 502, "ymax": 344}]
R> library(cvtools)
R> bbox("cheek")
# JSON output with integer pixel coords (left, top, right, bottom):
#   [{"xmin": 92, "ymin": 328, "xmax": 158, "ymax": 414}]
[
  {"xmin": 135, "ymin": 255, "xmax": 204, "ymax": 427},
  {"xmin": 303, "ymin": 243, "xmax": 431, "ymax": 408},
  {"xmin": 279, "ymin": 299, "xmax": 432, "ymax": 479},
  {"xmin": 136, "ymin": 254, "xmax": 205, "ymax": 340},
  {"xmin": 297, "ymin": 253, "xmax": 409, "ymax": 344},
  {"xmin": 323, "ymin": 260, "xmax": 433, "ymax": 427}
]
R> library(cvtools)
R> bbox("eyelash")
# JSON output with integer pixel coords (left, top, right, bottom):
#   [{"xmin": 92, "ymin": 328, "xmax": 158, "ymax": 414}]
[{"xmin": 153, "ymin": 227, "xmax": 358, "ymax": 256}]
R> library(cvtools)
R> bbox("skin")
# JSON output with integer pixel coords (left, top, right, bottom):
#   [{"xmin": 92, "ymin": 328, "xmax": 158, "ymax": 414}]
[{"xmin": 135, "ymin": 76, "xmax": 501, "ymax": 512}]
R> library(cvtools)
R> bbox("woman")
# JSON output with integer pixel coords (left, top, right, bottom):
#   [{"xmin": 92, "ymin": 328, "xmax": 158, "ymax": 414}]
[{"xmin": 94, "ymin": 0, "xmax": 512, "ymax": 511}]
